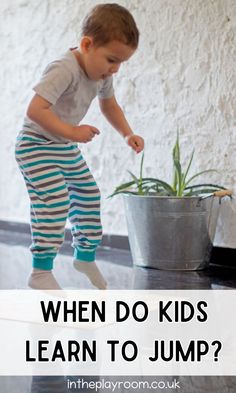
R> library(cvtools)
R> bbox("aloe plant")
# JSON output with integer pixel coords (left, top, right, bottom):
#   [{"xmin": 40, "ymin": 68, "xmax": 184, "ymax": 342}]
[{"xmin": 110, "ymin": 134, "xmax": 227, "ymax": 198}]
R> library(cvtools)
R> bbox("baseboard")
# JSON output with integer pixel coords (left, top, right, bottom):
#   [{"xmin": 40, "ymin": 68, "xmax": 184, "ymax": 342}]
[
  {"xmin": 210, "ymin": 247, "xmax": 236, "ymax": 268},
  {"xmin": 0, "ymin": 220, "xmax": 129, "ymax": 250},
  {"xmin": 0, "ymin": 220, "xmax": 235, "ymax": 268}
]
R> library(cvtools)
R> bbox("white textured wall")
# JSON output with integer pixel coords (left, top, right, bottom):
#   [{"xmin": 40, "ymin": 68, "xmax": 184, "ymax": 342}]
[{"xmin": 0, "ymin": 0, "xmax": 235, "ymax": 247}]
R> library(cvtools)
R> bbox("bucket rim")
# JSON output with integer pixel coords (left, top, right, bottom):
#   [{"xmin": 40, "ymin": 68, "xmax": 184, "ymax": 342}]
[{"xmin": 122, "ymin": 194, "xmax": 214, "ymax": 200}]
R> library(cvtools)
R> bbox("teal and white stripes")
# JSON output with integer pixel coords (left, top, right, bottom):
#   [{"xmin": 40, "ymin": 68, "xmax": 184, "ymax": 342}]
[{"xmin": 15, "ymin": 131, "xmax": 102, "ymax": 270}]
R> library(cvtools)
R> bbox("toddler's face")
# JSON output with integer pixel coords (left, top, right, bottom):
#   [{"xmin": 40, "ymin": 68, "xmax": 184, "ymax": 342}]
[{"xmin": 83, "ymin": 40, "xmax": 136, "ymax": 81}]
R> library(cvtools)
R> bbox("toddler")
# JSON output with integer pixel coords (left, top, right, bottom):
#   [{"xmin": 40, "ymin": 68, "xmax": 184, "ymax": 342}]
[{"xmin": 15, "ymin": 3, "xmax": 144, "ymax": 290}]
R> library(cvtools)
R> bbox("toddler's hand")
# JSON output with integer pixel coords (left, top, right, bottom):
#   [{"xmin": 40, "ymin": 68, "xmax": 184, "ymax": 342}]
[
  {"xmin": 72, "ymin": 124, "xmax": 100, "ymax": 143},
  {"xmin": 125, "ymin": 134, "xmax": 144, "ymax": 153}
]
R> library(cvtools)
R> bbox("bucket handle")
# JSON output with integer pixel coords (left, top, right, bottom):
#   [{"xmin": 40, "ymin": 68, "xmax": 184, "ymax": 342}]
[
  {"xmin": 213, "ymin": 189, "xmax": 233, "ymax": 198},
  {"xmin": 200, "ymin": 189, "xmax": 233, "ymax": 201}
]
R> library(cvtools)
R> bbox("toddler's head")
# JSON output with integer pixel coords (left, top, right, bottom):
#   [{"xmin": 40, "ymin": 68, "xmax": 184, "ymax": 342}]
[
  {"xmin": 81, "ymin": 3, "xmax": 139, "ymax": 49},
  {"xmin": 78, "ymin": 3, "xmax": 139, "ymax": 81}
]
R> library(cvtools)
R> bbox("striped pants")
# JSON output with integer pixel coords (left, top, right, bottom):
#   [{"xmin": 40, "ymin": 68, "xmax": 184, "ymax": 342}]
[{"xmin": 15, "ymin": 131, "xmax": 102, "ymax": 270}]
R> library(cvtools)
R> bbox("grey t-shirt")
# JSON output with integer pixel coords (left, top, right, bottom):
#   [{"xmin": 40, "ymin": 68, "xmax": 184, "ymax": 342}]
[{"xmin": 21, "ymin": 49, "xmax": 114, "ymax": 142}]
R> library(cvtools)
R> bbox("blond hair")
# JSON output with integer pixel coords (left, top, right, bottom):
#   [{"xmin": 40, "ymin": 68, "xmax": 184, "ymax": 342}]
[{"xmin": 81, "ymin": 3, "xmax": 139, "ymax": 48}]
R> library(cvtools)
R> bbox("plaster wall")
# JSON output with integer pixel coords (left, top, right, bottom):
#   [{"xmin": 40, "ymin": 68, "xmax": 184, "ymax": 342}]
[{"xmin": 0, "ymin": 0, "xmax": 235, "ymax": 247}]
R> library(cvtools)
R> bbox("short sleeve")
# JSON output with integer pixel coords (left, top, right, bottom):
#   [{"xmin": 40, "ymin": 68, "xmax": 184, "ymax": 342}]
[
  {"xmin": 98, "ymin": 76, "xmax": 114, "ymax": 99},
  {"xmin": 33, "ymin": 61, "xmax": 73, "ymax": 105}
]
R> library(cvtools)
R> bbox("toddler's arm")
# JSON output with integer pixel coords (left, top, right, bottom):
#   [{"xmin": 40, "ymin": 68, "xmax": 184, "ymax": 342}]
[
  {"xmin": 99, "ymin": 95, "xmax": 144, "ymax": 153},
  {"xmin": 27, "ymin": 94, "xmax": 99, "ymax": 142}
]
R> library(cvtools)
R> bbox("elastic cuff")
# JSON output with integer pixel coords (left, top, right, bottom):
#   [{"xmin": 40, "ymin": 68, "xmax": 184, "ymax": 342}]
[
  {"xmin": 74, "ymin": 249, "xmax": 96, "ymax": 262},
  {"xmin": 33, "ymin": 256, "xmax": 54, "ymax": 270}
]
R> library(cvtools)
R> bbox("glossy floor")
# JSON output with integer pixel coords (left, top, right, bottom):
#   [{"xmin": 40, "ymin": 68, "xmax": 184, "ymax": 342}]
[
  {"xmin": 0, "ymin": 239, "xmax": 236, "ymax": 392},
  {"xmin": 1, "ymin": 238, "xmax": 236, "ymax": 290}
]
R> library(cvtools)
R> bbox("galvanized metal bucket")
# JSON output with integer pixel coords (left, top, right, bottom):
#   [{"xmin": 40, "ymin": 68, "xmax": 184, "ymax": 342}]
[{"xmin": 123, "ymin": 195, "xmax": 221, "ymax": 271}]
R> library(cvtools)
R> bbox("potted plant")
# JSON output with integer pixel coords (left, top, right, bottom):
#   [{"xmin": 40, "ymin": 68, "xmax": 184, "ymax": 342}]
[{"xmin": 110, "ymin": 134, "xmax": 232, "ymax": 271}]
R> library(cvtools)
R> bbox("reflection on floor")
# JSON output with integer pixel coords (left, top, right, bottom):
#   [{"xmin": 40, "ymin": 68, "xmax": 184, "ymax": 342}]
[
  {"xmin": 1, "ymin": 240, "xmax": 236, "ymax": 392},
  {"xmin": 1, "ymin": 241, "xmax": 236, "ymax": 290}
]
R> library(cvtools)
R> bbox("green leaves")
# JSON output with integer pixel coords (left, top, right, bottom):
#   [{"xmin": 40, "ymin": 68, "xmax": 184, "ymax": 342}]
[
  {"xmin": 172, "ymin": 130, "xmax": 181, "ymax": 193},
  {"xmin": 110, "ymin": 134, "xmax": 227, "ymax": 198}
]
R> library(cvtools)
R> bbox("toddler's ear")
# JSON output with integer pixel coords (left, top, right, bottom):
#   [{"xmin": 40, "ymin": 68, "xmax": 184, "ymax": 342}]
[{"xmin": 80, "ymin": 36, "xmax": 93, "ymax": 53}]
